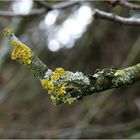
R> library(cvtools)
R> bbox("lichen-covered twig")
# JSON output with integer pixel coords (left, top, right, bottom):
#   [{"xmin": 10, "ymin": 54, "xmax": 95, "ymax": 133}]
[{"xmin": 3, "ymin": 28, "xmax": 140, "ymax": 105}]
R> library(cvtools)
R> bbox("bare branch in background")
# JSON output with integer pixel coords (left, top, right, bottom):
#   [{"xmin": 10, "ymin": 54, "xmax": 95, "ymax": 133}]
[
  {"xmin": 0, "ymin": 0, "xmax": 80, "ymax": 18},
  {"xmin": 105, "ymin": 0, "xmax": 140, "ymax": 9},
  {"xmin": 35, "ymin": 0, "xmax": 80, "ymax": 10},
  {"xmin": 93, "ymin": 9, "xmax": 140, "ymax": 26},
  {"xmin": 1, "ymin": 1, "xmax": 140, "ymax": 27},
  {"xmin": 0, "ymin": 8, "xmax": 46, "ymax": 18},
  {"xmin": 118, "ymin": 0, "xmax": 140, "ymax": 10}
]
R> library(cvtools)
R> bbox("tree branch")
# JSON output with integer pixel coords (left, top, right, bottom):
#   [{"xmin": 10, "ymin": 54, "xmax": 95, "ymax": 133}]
[
  {"xmin": 93, "ymin": 9, "xmax": 140, "ymax": 26},
  {"xmin": 0, "ymin": 0, "xmax": 80, "ymax": 18},
  {"xmin": 35, "ymin": 0, "xmax": 80, "ymax": 10},
  {"xmin": 0, "ymin": 8, "xmax": 46, "ymax": 18},
  {"xmin": 118, "ymin": 0, "xmax": 140, "ymax": 10},
  {"xmin": 3, "ymin": 28, "xmax": 140, "ymax": 105}
]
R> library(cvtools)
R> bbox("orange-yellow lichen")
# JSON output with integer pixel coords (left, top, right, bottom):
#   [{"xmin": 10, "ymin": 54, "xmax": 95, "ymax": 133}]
[
  {"xmin": 41, "ymin": 68, "xmax": 68, "ymax": 104},
  {"xmin": 10, "ymin": 39, "xmax": 32, "ymax": 65}
]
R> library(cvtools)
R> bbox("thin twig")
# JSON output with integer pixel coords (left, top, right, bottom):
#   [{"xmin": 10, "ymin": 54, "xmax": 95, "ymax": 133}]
[
  {"xmin": 0, "ymin": 0, "xmax": 80, "ymax": 18},
  {"xmin": 93, "ymin": 9, "xmax": 140, "ymax": 26},
  {"xmin": 36, "ymin": 0, "xmax": 80, "ymax": 10},
  {"xmin": 0, "ymin": 8, "xmax": 46, "ymax": 18}
]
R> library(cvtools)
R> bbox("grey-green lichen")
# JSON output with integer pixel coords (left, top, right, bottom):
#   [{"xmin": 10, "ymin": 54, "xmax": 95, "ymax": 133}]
[
  {"xmin": 88, "ymin": 68, "xmax": 135, "ymax": 93},
  {"xmin": 90, "ymin": 68, "xmax": 116, "ymax": 91},
  {"xmin": 112, "ymin": 70, "xmax": 133, "ymax": 87}
]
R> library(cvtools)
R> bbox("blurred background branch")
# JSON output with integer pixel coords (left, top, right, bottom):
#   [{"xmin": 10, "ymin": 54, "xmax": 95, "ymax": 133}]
[
  {"xmin": 118, "ymin": 0, "xmax": 140, "ymax": 10},
  {"xmin": 0, "ymin": 8, "xmax": 46, "ymax": 17},
  {"xmin": 94, "ymin": 9, "xmax": 140, "ymax": 26}
]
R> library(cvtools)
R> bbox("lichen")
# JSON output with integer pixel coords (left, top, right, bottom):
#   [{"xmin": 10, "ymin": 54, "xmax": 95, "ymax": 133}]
[
  {"xmin": 41, "ymin": 68, "xmax": 90, "ymax": 105},
  {"xmin": 41, "ymin": 68, "xmax": 68, "ymax": 105},
  {"xmin": 3, "ymin": 28, "xmax": 32, "ymax": 65},
  {"xmin": 114, "ymin": 70, "xmax": 125, "ymax": 77},
  {"xmin": 44, "ymin": 69, "xmax": 53, "ymax": 79},
  {"xmin": 66, "ymin": 71, "xmax": 90, "ymax": 85},
  {"xmin": 3, "ymin": 28, "xmax": 13, "ymax": 36},
  {"xmin": 51, "ymin": 68, "xmax": 66, "ymax": 81},
  {"xmin": 10, "ymin": 39, "xmax": 32, "ymax": 65}
]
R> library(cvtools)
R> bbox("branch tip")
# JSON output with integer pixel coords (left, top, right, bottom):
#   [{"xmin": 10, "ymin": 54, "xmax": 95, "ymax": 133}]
[{"xmin": 3, "ymin": 28, "xmax": 13, "ymax": 36}]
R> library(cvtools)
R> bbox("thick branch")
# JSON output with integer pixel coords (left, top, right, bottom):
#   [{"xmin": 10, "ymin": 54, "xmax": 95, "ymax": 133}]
[
  {"xmin": 3, "ymin": 28, "xmax": 140, "ymax": 105},
  {"xmin": 93, "ymin": 9, "xmax": 140, "ymax": 26}
]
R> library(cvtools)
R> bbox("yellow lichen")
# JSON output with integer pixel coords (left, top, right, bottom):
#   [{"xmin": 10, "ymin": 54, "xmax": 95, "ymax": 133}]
[
  {"xmin": 3, "ymin": 28, "xmax": 13, "ymax": 36},
  {"xmin": 57, "ymin": 83, "xmax": 67, "ymax": 96},
  {"xmin": 3, "ymin": 28, "xmax": 32, "ymax": 65},
  {"xmin": 51, "ymin": 68, "xmax": 66, "ymax": 81},
  {"xmin": 41, "ymin": 79, "xmax": 54, "ymax": 93},
  {"xmin": 10, "ymin": 39, "xmax": 32, "ymax": 65},
  {"xmin": 41, "ymin": 68, "xmax": 68, "ymax": 104},
  {"xmin": 10, "ymin": 39, "xmax": 18, "ymax": 46}
]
